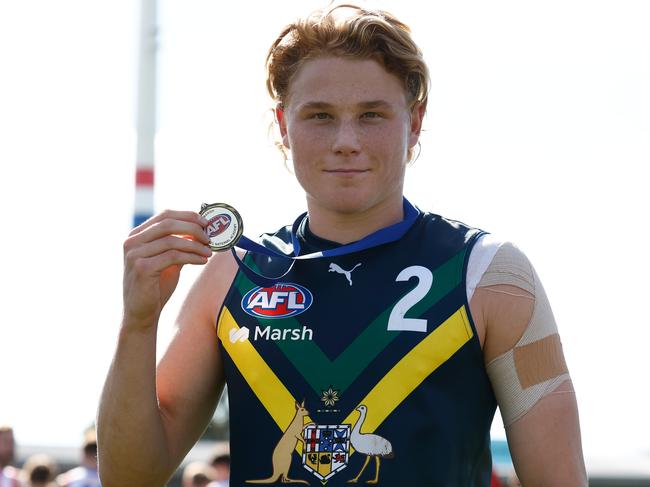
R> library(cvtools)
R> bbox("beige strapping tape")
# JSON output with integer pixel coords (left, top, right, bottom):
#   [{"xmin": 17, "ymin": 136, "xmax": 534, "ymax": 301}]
[{"xmin": 513, "ymin": 333, "xmax": 568, "ymax": 389}]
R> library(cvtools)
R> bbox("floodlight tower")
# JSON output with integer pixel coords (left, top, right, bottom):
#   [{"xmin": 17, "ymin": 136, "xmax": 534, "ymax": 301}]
[{"xmin": 133, "ymin": 0, "xmax": 158, "ymax": 227}]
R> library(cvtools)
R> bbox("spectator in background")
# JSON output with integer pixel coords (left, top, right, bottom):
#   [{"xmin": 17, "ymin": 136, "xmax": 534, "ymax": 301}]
[
  {"xmin": 181, "ymin": 462, "xmax": 216, "ymax": 487},
  {"xmin": 0, "ymin": 425, "xmax": 21, "ymax": 487},
  {"xmin": 56, "ymin": 429, "xmax": 100, "ymax": 487},
  {"xmin": 207, "ymin": 443, "xmax": 229, "ymax": 487},
  {"xmin": 21, "ymin": 454, "xmax": 58, "ymax": 487}
]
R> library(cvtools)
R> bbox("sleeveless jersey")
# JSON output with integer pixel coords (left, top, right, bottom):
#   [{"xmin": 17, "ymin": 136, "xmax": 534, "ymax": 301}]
[{"xmin": 217, "ymin": 210, "xmax": 497, "ymax": 486}]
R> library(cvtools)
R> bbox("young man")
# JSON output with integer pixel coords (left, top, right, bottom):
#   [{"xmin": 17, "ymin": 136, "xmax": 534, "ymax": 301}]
[{"xmin": 97, "ymin": 5, "xmax": 587, "ymax": 486}]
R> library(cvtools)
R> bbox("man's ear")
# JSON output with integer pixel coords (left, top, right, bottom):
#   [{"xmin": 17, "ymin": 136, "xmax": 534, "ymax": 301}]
[
  {"xmin": 275, "ymin": 104, "xmax": 290, "ymax": 149},
  {"xmin": 408, "ymin": 101, "xmax": 426, "ymax": 148}
]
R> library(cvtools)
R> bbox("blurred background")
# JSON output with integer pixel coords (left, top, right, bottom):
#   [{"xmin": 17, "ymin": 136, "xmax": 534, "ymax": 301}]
[{"xmin": 1, "ymin": 0, "xmax": 649, "ymax": 485}]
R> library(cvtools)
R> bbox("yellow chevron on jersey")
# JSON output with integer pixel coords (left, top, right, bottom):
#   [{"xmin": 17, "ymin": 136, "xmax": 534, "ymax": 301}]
[
  {"xmin": 218, "ymin": 306, "xmax": 304, "ymax": 433},
  {"xmin": 218, "ymin": 304, "xmax": 473, "ymax": 456},
  {"xmin": 341, "ymin": 306, "xmax": 473, "ymax": 431}
]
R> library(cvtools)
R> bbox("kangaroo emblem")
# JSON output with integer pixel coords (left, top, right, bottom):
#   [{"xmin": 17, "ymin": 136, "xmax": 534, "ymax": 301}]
[
  {"xmin": 246, "ymin": 400, "xmax": 313, "ymax": 484},
  {"xmin": 328, "ymin": 263, "xmax": 362, "ymax": 286}
]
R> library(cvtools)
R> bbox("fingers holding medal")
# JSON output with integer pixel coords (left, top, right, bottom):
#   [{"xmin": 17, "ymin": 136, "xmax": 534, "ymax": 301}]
[
  {"xmin": 199, "ymin": 203, "xmax": 244, "ymax": 252},
  {"xmin": 122, "ymin": 210, "xmax": 214, "ymax": 327},
  {"xmin": 125, "ymin": 210, "xmax": 212, "ymax": 262}
]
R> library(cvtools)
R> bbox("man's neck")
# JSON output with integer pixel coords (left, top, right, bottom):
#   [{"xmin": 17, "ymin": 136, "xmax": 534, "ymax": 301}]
[{"xmin": 306, "ymin": 195, "xmax": 404, "ymax": 244}]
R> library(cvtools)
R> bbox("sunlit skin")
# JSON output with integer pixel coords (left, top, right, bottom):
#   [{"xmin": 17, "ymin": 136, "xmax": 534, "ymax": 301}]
[{"xmin": 277, "ymin": 57, "xmax": 425, "ymax": 244}]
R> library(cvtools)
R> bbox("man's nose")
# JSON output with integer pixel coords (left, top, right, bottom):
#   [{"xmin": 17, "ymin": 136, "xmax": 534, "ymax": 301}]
[{"xmin": 331, "ymin": 120, "xmax": 361, "ymax": 156}]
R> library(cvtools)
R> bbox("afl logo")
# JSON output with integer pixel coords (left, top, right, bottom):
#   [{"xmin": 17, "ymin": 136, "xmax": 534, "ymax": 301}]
[
  {"xmin": 206, "ymin": 214, "xmax": 231, "ymax": 238},
  {"xmin": 241, "ymin": 283, "xmax": 313, "ymax": 319},
  {"xmin": 199, "ymin": 202, "xmax": 243, "ymax": 251}
]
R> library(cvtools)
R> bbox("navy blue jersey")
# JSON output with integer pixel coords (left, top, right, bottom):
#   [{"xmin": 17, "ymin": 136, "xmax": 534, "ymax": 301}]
[{"xmin": 216, "ymin": 210, "xmax": 497, "ymax": 486}]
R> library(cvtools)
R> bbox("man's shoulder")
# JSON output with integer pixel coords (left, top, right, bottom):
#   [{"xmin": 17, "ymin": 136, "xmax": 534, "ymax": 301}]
[
  {"xmin": 419, "ymin": 209, "xmax": 484, "ymax": 234},
  {"xmin": 414, "ymin": 210, "xmax": 487, "ymax": 255}
]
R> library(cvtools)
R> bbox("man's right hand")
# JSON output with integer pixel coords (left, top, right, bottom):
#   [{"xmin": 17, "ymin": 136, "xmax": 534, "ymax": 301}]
[{"xmin": 121, "ymin": 210, "xmax": 212, "ymax": 330}]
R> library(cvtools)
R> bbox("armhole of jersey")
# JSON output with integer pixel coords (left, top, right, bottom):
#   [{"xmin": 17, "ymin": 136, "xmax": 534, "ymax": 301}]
[{"xmin": 466, "ymin": 234, "xmax": 504, "ymax": 302}]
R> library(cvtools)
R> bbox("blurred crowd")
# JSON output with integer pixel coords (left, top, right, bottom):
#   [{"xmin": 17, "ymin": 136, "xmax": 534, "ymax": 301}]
[
  {"xmin": 181, "ymin": 443, "xmax": 230, "ymax": 487},
  {"xmin": 0, "ymin": 425, "xmax": 230, "ymax": 487},
  {"xmin": 1, "ymin": 424, "xmax": 100, "ymax": 487},
  {"xmin": 3, "ymin": 422, "xmax": 522, "ymax": 486}
]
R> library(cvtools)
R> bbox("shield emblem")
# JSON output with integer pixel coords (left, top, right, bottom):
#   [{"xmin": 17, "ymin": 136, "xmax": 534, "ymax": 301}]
[{"xmin": 302, "ymin": 424, "xmax": 351, "ymax": 482}]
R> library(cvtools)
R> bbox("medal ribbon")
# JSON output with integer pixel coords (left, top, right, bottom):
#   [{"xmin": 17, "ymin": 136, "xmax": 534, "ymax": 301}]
[{"xmin": 231, "ymin": 198, "xmax": 420, "ymax": 287}]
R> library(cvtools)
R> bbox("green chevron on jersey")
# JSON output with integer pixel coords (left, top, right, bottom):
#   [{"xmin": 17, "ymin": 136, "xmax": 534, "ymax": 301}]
[{"xmin": 234, "ymin": 247, "xmax": 468, "ymax": 394}]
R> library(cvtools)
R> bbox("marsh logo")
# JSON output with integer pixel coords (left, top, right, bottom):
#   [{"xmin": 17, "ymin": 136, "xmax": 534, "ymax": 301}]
[
  {"xmin": 229, "ymin": 327, "xmax": 250, "ymax": 344},
  {"xmin": 228, "ymin": 324, "xmax": 313, "ymax": 344},
  {"xmin": 241, "ymin": 283, "xmax": 313, "ymax": 319}
]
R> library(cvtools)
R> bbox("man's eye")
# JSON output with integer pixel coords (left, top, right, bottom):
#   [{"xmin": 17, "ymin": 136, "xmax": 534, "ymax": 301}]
[
  {"xmin": 362, "ymin": 112, "xmax": 381, "ymax": 119},
  {"xmin": 312, "ymin": 113, "xmax": 331, "ymax": 120}
]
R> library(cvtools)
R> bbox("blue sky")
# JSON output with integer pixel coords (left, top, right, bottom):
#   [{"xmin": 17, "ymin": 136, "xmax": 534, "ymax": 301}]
[{"xmin": 1, "ymin": 0, "xmax": 649, "ymax": 464}]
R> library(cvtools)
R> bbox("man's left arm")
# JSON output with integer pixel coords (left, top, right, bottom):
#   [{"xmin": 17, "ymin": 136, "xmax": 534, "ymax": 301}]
[
  {"xmin": 505, "ymin": 378, "xmax": 585, "ymax": 485},
  {"xmin": 470, "ymin": 243, "xmax": 587, "ymax": 486}
]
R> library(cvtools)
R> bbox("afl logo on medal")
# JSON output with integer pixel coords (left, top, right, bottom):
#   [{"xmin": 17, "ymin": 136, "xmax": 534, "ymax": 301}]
[{"xmin": 199, "ymin": 202, "xmax": 243, "ymax": 251}]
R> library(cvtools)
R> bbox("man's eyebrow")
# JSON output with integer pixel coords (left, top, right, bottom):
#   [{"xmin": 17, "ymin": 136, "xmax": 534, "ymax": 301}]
[
  {"xmin": 297, "ymin": 101, "xmax": 334, "ymax": 111},
  {"xmin": 297, "ymin": 100, "xmax": 394, "ymax": 110},
  {"xmin": 358, "ymin": 100, "xmax": 393, "ymax": 109}
]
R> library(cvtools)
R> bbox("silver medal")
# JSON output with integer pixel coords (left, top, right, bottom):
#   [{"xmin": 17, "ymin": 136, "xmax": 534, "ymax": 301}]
[{"xmin": 199, "ymin": 202, "xmax": 244, "ymax": 251}]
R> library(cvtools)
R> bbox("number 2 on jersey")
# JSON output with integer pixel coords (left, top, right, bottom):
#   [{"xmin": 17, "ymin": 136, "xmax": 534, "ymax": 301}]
[{"xmin": 387, "ymin": 265, "xmax": 433, "ymax": 332}]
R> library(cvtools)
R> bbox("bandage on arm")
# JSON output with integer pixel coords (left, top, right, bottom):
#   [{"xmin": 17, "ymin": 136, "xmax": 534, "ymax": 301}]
[{"xmin": 478, "ymin": 242, "xmax": 571, "ymax": 426}]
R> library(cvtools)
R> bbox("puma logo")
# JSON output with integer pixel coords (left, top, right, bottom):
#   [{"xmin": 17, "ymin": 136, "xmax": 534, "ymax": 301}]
[
  {"xmin": 328, "ymin": 263, "xmax": 362, "ymax": 286},
  {"xmin": 229, "ymin": 327, "xmax": 250, "ymax": 343}
]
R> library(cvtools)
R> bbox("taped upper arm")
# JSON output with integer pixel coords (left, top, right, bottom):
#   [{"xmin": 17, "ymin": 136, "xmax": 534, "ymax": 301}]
[
  {"xmin": 475, "ymin": 243, "xmax": 570, "ymax": 426},
  {"xmin": 471, "ymin": 242, "xmax": 586, "ymax": 483}
]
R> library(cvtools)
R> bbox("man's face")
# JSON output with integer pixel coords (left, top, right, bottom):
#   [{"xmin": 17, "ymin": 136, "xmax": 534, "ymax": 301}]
[
  {"xmin": 0, "ymin": 430, "xmax": 15, "ymax": 466},
  {"xmin": 279, "ymin": 56, "xmax": 423, "ymax": 217}
]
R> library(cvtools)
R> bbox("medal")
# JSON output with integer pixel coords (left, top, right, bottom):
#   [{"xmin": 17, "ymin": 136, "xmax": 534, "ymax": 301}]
[
  {"xmin": 222, "ymin": 198, "xmax": 421, "ymax": 287},
  {"xmin": 199, "ymin": 202, "xmax": 244, "ymax": 251},
  {"xmin": 199, "ymin": 199, "xmax": 420, "ymax": 286}
]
